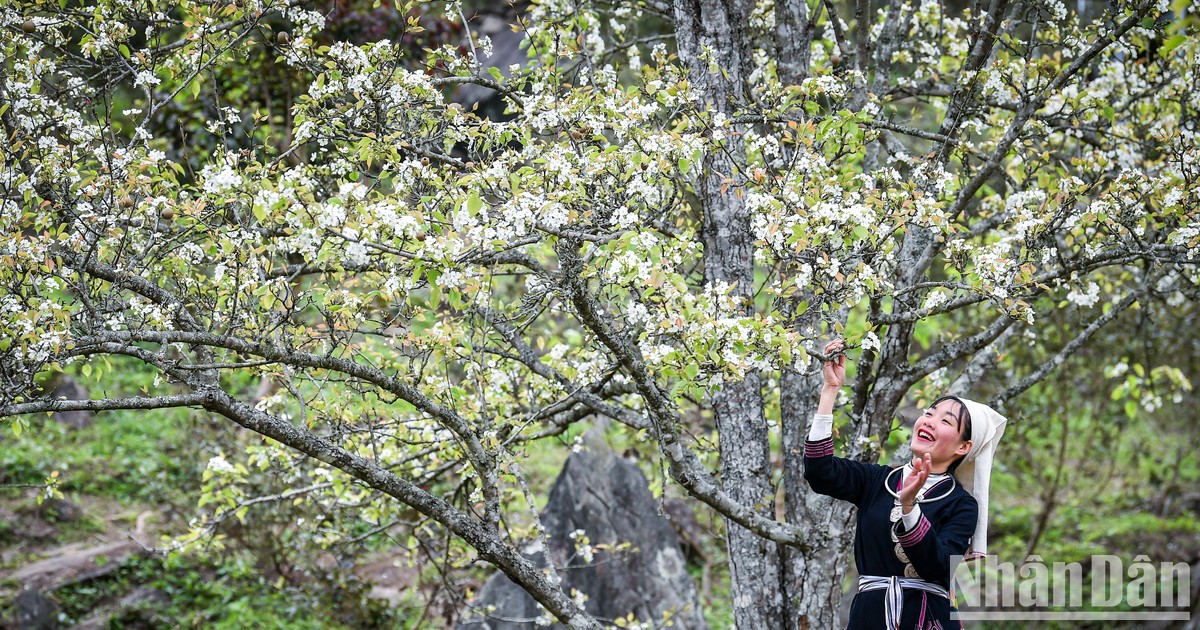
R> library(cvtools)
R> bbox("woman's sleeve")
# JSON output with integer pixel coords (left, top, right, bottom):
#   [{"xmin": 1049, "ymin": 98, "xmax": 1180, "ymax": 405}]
[
  {"xmin": 802, "ymin": 414, "xmax": 880, "ymax": 507},
  {"xmin": 892, "ymin": 495, "xmax": 978, "ymax": 585}
]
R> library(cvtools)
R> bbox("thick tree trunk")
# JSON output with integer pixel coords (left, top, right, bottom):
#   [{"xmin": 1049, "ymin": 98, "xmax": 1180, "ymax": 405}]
[
  {"xmin": 783, "ymin": 534, "xmax": 855, "ymax": 629},
  {"xmin": 780, "ymin": 369, "xmax": 856, "ymax": 629},
  {"xmin": 773, "ymin": 3, "xmax": 860, "ymax": 623},
  {"xmin": 697, "ymin": 70, "xmax": 786, "ymax": 630},
  {"xmin": 774, "ymin": 0, "xmax": 813, "ymax": 85},
  {"xmin": 673, "ymin": 1, "xmax": 785, "ymax": 627},
  {"xmin": 712, "ymin": 371, "xmax": 784, "ymax": 628}
]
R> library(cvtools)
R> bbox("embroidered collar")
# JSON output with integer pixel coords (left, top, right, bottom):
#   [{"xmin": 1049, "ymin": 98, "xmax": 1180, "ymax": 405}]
[{"xmin": 884, "ymin": 467, "xmax": 956, "ymax": 504}]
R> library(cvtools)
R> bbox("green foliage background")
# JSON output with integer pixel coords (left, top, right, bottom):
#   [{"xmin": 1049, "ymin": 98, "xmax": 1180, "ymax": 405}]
[{"xmin": 1, "ymin": 0, "xmax": 1197, "ymax": 626}]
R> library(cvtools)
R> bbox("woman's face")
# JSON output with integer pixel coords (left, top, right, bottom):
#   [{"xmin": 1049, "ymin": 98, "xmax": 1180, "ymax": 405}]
[{"xmin": 910, "ymin": 398, "xmax": 973, "ymax": 472}]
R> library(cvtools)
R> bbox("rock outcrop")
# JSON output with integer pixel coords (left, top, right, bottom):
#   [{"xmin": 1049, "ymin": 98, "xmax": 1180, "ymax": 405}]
[
  {"xmin": 458, "ymin": 439, "xmax": 707, "ymax": 629},
  {"xmin": 48, "ymin": 376, "xmax": 93, "ymax": 430}
]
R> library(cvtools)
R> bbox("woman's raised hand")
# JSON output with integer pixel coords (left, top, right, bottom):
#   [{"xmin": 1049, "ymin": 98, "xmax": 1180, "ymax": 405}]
[
  {"xmin": 821, "ymin": 339, "xmax": 847, "ymax": 390},
  {"xmin": 898, "ymin": 452, "xmax": 932, "ymax": 513}
]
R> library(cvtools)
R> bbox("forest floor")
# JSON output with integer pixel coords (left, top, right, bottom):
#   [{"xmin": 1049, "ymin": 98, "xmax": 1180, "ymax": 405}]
[{"xmin": 0, "ymin": 489, "xmax": 437, "ymax": 628}]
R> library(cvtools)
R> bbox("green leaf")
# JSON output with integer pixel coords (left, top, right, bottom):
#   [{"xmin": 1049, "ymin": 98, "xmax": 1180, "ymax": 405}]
[
  {"xmin": 429, "ymin": 283, "xmax": 442, "ymax": 309},
  {"xmin": 1161, "ymin": 34, "xmax": 1187, "ymax": 56}
]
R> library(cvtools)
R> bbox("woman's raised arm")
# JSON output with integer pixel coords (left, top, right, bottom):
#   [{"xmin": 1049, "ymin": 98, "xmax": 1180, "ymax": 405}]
[{"xmin": 803, "ymin": 339, "xmax": 884, "ymax": 506}]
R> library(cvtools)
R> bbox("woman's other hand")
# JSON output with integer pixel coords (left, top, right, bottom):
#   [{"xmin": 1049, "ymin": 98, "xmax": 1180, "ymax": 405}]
[{"xmin": 899, "ymin": 452, "xmax": 932, "ymax": 514}]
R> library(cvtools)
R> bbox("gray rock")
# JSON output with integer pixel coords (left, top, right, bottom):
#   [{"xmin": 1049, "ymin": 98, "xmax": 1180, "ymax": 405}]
[
  {"xmin": 49, "ymin": 376, "xmax": 92, "ymax": 430},
  {"xmin": 458, "ymin": 439, "xmax": 707, "ymax": 629},
  {"xmin": 662, "ymin": 497, "xmax": 708, "ymax": 564},
  {"xmin": 14, "ymin": 586, "xmax": 58, "ymax": 630}
]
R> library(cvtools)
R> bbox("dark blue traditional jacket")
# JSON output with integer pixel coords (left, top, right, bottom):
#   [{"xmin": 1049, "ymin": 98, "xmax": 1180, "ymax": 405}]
[{"xmin": 804, "ymin": 436, "xmax": 978, "ymax": 630}]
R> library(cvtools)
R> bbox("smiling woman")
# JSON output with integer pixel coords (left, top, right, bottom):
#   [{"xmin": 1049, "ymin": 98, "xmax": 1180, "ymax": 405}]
[
  {"xmin": 801, "ymin": 339, "xmax": 1007, "ymax": 630},
  {"xmin": 913, "ymin": 397, "xmax": 973, "ymax": 473}
]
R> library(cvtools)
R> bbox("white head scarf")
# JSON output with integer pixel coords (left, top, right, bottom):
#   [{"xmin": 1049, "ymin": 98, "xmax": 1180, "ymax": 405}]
[{"xmin": 953, "ymin": 398, "xmax": 1007, "ymax": 559}]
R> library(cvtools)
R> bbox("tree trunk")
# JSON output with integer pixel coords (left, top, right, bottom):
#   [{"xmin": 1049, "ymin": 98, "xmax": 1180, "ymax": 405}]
[
  {"xmin": 780, "ymin": 368, "xmax": 856, "ymax": 629},
  {"xmin": 700, "ymin": 156, "xmax": 781, "ymax": 626},
  {"xmin": 673, "ymin": 0, "xmax": 785, "ymax": 626}
]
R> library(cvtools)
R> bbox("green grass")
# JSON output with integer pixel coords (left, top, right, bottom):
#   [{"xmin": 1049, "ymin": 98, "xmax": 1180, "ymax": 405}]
[
  {"xmin": 0, "ymin": 406, "xmax": 198, "ymax": 503},
  {"xmin": 1, "ymin": 354, "xmax": 212, "ymax": 504}
]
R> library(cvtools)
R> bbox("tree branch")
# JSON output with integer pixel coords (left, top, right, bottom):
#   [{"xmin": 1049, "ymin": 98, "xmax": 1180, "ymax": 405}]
[
  {"xmin": 196, "ymin": 385, "xmax": 602, "ymax": 629},
  {"xmin": 476, "ymin": 308, "xmax": 649, "ymax": 431},
  {"xmin": 873, "ymin": 244, "xmax": 1179, "ymax": 325},
  {"xmin": 907, "ymin": 313, "xmax": 1018, "ymax": 382},
  {"xmin": 916, "ymin": 0, "xmax": 1158, "ymax": 273},
  {"xmin": 557, "ymin": 238, "xmax": 809, "ymax": 550},
  {"xmin": 992, "ymin": 290, "xmax": 1144, "ymax": 406},
  {"xmin": 0, "ymin": 393, "xmax": 210, "ymax": 417},
  {"xmin": 948, "ymin": 326, "xmax": 1017, "ymax": 397},
  {"xmin": 69, "ymin": 328, "xmax": 505, "ymax": 535}
]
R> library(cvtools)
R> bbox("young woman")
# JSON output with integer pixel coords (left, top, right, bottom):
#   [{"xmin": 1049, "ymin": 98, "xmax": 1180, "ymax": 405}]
[{"xmin": 804, "ymin": 339, "xmax": 1007, "ymax": 630}]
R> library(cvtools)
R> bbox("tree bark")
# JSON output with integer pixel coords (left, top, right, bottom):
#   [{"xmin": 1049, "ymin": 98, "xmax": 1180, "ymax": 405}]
[
  {"xmin": 780, "ymin": 368, "xmax": 855, "ymax": 629},
  {"xmin": 775, "ymin": 0, "xmax": 813, "ymax": 86},
  {"xmin": 673, "ymin": 0, "xmax": 785, "ymax": 626}
]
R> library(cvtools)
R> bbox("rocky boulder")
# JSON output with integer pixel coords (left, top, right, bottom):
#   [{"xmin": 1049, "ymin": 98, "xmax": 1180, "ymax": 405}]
[
  {"xmin": 13, "ymin": 586, "xmax": 57, "ymax": 630},
  {"xmin": 48, "ymin": 376, "xmax": 93, "ymax": 430},
  {"xmin": 458, "ymin": 439, "xmax": 707, "ymax": 629}
]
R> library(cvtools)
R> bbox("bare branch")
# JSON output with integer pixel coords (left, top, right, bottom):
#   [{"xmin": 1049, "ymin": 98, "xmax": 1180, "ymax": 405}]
[
  {"xmin": 907, "ymin": 313, "xmax": 1018, "ymax": 382},
  {"xmin": 948, "ymin": 327, "xmax": 1017, "ymax": 397},
  {"xmin": 0, "ymin": 393, "xmax": 209, "ymax": 418},
  {"xmin": 432, "ymin": 75, "xmax": 525, "ymax": 109},
  {"xmin": 821, "ymin": 0, "xmax": 852, "ymax": 58},
  {"xmin": 992, "ymin": 290, "xmax": 1144, "ymax": 406}
]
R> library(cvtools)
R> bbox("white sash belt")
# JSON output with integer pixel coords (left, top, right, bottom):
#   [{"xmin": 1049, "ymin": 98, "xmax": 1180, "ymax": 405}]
[{"xmin": 858, "ymin": 575, "xmax": 950, "ymax": 630}]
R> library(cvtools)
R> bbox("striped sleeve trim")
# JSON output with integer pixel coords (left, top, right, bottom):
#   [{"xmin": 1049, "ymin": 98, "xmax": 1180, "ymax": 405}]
[
  {"xmin": 897, "ymin": 514, "xmax": 932, "ymax": 547},
  {"xmin": 803, "ymin": 437, "xmax": 835, "ymax": 458}
]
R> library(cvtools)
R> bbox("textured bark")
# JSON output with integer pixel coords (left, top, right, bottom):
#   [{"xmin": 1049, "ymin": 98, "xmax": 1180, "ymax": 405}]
[
  {"xmin": 780, "ymin": 368, "xmax": 855, "ymax": 629},
  {"xmin": 948, "ymin": 328, "xmax": 1015, "ymax": 398},
  {"xmin": 783, "ymin": 532, "xmax": 855, "ymax": 629},
  {"xmin": 673, "ymin": 1, "xmax": 785, "ymax": 627},
  {"xmin": 774, "ymin": 0, "xmax": 813, "ymax": 86},
  {"xmin": 713, "ymin": 370, "xmax": 783, "ymax": 628}
]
